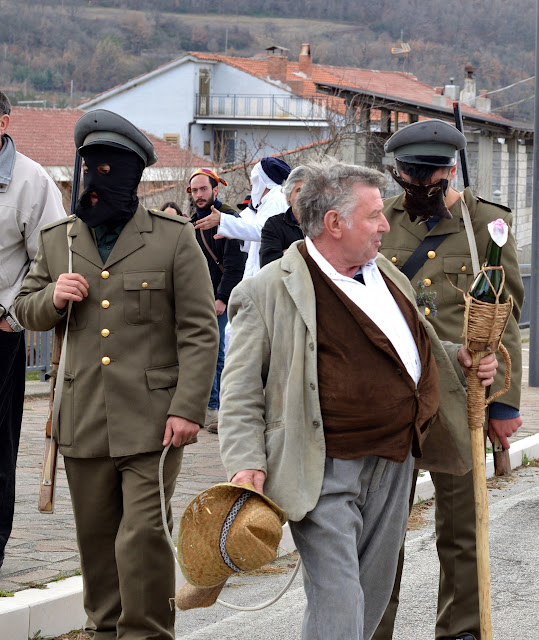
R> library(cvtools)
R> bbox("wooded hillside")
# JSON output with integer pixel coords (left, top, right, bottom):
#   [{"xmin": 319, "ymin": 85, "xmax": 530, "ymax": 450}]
[{"xmin": 0, "ymin": 0, "xmax": 534, "ymax": 123}]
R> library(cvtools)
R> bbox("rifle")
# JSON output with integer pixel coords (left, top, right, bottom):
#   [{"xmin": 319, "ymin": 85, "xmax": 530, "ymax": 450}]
[
  {"xmin": 38, "ymin": 325, "xmax": 63, "ymax": 512},
  {"xmin": 38, "ymin": 152, "xmax": 82, "ymax": 513},
  {"xmin": 453, "ymin": 101, "xmax": 511, "ymax": 477}
]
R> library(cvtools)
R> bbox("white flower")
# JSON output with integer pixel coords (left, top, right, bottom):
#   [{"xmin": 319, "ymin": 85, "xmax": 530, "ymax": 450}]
[{"xmin": 487, "ymin": 218, "xmax": 508, "ymax": 247}]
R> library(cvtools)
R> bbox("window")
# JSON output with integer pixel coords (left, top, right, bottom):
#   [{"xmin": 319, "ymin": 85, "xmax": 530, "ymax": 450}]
[
  {"xmin": 198, "ymin": 68, "xmax": 211, "ymax": 116},
  {"xmin": 203, "ymin": 141, "xmax": 211, "ymax": 156},
  {"xmin": 214, "ymin": 129, "xmax": 236, "ymax": 164}
]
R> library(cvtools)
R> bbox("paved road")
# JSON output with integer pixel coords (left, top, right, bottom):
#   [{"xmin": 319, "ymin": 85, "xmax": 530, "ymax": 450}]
[
  {"xmin": 172, "ymin": 465, "xmax": 539, "ymax": 639},
  {"xmin": 0, "ymin": 334, "xmax": 537, "ymax": 639}
]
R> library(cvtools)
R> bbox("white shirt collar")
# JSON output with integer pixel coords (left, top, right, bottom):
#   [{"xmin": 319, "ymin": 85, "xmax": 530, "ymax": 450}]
[{"xmin": 304, "ymin": 236, "xmax": 377, "ymax": 282}]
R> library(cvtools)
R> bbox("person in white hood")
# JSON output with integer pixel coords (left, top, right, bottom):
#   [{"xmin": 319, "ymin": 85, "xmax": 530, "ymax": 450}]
[{"xmin": 195, "ymin": 157, "xmax": 291, "ymax": 279}]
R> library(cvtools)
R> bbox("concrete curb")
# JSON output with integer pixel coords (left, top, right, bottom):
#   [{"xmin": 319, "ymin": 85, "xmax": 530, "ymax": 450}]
[{"xmin": 2, "ymin": 435, "xmax": 538, "ymax": 640}]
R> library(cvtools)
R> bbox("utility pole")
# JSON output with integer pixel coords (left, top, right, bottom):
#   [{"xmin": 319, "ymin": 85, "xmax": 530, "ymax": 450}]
[{"xmin": 529, "ymin": 0, "xmax": 539, "ymax": 385}]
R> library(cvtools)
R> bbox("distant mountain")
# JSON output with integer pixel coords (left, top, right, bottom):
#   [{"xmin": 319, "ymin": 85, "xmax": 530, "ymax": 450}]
[{"xmin": 0, "ymin": 0, "xmax": 534, "ymax": 123}]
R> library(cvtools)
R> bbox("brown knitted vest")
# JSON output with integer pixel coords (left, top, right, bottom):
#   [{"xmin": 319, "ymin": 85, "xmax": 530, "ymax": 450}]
[{"xmin": 299, "ymin": 244, "xmax": 440, "ymax": 462}]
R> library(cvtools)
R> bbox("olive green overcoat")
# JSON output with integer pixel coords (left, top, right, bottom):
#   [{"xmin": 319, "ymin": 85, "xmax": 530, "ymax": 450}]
[{"xmin": 381, "ymin": 187, "xmax": 523, "ymax": 412}]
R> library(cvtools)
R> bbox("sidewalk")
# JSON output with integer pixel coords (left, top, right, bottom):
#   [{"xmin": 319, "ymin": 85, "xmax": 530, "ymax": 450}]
[{"xmin": 0, "ymin": 332, "xmax": 537, "ymax": 638}]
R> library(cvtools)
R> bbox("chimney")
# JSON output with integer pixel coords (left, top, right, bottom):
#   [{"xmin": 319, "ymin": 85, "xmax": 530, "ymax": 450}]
[
  {"xmin": 475, "ymin": 88, "xmax": 491, "ymax": 113},
  {"xmin": 298, "ymin": 43, "xmax": 312, "ymax": 77},
  {"xmin": 432, "ymin": 86, "xmax": 447, "ymax": 107},
  {"xmin": 444, "ymin": 77, "xmax": 460, "ymax": 101},
  {"xmin": 266, "ymin": 46, "xmax": 288, "ymax": 83},
  {"xmin": 460, "ymin": 63, "xmax": 477, "ymax": 106}
]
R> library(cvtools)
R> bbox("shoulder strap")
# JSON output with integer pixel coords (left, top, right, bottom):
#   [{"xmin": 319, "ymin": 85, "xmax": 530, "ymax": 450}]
[
  {"xmin": 51, "ymin": 222, "xmax": 74, "ymax": 434},
  {"xmin": 400, "ymin": 233, "xmax": 450, "ymax": 280},
  {"xmin": 460, "ymin": 192, "xmax": 481, "ymax": 276},
  {"xmin": 200, "ymin": 230, "xmax": 224, "ymax": 273}
]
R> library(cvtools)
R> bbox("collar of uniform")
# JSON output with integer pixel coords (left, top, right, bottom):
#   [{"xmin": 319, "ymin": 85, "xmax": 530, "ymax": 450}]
[{"xmin": 391, "ymin": 187, "xmax": 469, "ymax": 239}]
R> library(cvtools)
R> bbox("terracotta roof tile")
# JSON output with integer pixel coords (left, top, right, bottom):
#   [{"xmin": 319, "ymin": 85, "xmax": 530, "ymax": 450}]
[
  {"xmin": 190, "ymin": 53, "xmax": 507, "ymax": 123},
  {"xmin": 8, "ymin": 107, "xmax": 205, "ymax": 169}
]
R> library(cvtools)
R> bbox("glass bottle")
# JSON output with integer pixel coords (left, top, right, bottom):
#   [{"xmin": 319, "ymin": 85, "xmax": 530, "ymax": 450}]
[{"xmin": 469, "ymin": 219, "xmax": 508, "ymax": 303}]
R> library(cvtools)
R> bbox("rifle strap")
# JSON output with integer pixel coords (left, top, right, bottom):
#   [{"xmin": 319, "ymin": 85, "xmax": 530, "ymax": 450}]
[
  {"xmin": 460, "ymin": 192, "xmax": 481, "ymax": 276},
  {"xmin": 400, "ymin": 233, "xmax": 450, "ymax": 280},
  {"xmin": 51, "ymin": 222, "xmax": 74, "ymax": 435},
  {"xmin": 200, "ymin": 229, "xmax": 224, "ymax": 273}
]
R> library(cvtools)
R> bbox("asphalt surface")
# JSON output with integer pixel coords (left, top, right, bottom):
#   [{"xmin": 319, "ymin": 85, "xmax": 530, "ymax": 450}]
[
  {"xmin": 0, "ymin": 333, "xmax": 537, "ymax": 639},
  {"xmin": 174, "ymin": 464, "xmax": 539, "ymax": 640}
]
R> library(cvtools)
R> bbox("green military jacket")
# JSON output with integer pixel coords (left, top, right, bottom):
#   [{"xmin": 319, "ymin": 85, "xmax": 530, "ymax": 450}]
[
  {"xmin": 15, "ymin": 205, "xmax": 219, "ymax": 458},
  {"xmin": 381, "ymin": 186, "xmax": 523, "ymax": 412}
]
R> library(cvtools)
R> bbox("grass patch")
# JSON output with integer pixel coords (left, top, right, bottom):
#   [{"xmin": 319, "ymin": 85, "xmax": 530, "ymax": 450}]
[
  {"xmin": 408, "ymin": 498, "xmax": 433, "ymax": 531},
  {"xmin": 21, "ymin": 581, "xmax": 48, "ymax": 590},
  {"xmin": 521, "ymin": 453, "xmax": 539, "ymax": 467},
  {"xmin": 0, "ymin": 590, "xmax": 14, "ymax": 597},
  {"xmin": 25, "ymin": 371, "xmax": 42, "ymax": 381}
]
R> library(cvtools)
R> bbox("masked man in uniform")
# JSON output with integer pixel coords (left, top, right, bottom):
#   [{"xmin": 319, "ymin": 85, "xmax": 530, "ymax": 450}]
[
  {"xmin": 373, "ymin": 119, "xmax": 523, "ymax": 640},
  {"xmin": 15, "ymin": 110, "xmax": 219, "ymax": 640}
]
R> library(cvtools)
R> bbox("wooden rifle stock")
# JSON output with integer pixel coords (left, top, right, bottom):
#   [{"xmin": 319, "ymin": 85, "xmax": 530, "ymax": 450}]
[{"xmin": 38, "ymin": 324, "xmax": 63, "ymax": 513}]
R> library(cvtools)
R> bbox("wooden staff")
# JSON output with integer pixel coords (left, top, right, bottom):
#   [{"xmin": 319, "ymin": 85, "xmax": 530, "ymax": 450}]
[
  {"xmin": 38, "ymin": 324, "xmax": 63, "ymax": 513},
  {"xmin": 464, "ymin": 275, "xmax": 513, "ymax": 640},
  {"xmin": 454, "ymin": 100, "xmax": 510, "ymax": 476}
]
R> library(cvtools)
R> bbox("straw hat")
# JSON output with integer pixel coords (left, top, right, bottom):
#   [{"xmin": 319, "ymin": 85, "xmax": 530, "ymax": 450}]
[{"xmin": 175, "ymin": 482, "xmax": 287, "ymax": 610}]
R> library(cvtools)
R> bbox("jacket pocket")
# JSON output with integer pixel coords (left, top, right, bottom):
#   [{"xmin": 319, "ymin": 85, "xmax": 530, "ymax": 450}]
[
  {"xmin": 124, "ymin": 270, "xmax": 166, "ymax": 325},
  {"xmin": 145, "ymin": 363, "xmax": 179, "ymax": 422},
  {"xmin": 145, "ymin": 363, "xmax": 179, "ymax": 391},
  {"xmin": 442, "ymin": 256, "xmax": 474, "ymax": 304}
]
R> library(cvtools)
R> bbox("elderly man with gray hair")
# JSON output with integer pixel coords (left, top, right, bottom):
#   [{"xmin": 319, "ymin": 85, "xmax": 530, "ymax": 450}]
[
  {"xmin": 218, "ymin": 160, "xmax": 499, "ymax": 639},
  {"xmin": 259, "ymin": 164, "xmax": 308, "ymax": 267}
]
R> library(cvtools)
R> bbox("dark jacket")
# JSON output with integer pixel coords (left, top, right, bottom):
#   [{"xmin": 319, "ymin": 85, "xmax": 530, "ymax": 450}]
[
  {"xmin": 191, "ymin": 201, "xmax": 246, "ymax": 305},
  {"xmin": 260, "ymin": 207, "xmax": 304, "ymax": 267}
]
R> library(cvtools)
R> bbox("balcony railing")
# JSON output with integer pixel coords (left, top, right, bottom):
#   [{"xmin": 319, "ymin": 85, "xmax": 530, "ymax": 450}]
[{"xmin": 195, "ymin": 94, "xmax": 328, "ymax": 120}]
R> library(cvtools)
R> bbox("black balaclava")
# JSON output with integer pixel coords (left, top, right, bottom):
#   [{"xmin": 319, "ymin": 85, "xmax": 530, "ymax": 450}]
[
  {"xmin": 75, "ymin": 145, "xmax": 145, "ymax": 228},
  {"xmin": 387, "ymin": 166, "xmax": 452, "ymax": 223}
]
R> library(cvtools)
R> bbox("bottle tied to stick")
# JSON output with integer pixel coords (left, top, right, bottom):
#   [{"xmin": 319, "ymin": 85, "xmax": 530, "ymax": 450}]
[{"xmin": 469, "ymin": 218, "xmax": 509, "ymax": 304}]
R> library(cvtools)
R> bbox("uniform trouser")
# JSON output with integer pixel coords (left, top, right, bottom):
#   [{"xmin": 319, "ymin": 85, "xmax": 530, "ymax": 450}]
[
  {"xmin": 0, "ymin": 331, "xmax": 25, "ymax": 562},
  {"xmin": 289, "ymin": 453, "xmax": 414, "ymax": 640},
  {"xmin": 64, "ymin": 446, "xmax": 183, "ymax": 640},
  {"xmin": 373, "ymin": 466, "xmax": 480, "ymax": 640}
]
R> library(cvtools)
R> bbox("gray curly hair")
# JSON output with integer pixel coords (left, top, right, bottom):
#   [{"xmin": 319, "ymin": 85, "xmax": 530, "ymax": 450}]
[
  {"xmin": 295, "ymin": 160, "xmax": 386, "ymax": 238},
  {"xmin": 282, "ymin": 165, "xmax": 312, "ymax": 203}
]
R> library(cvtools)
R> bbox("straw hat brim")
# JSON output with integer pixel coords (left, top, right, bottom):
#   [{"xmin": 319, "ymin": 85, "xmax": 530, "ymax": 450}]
[
  {"xmin": 178, "ymin": 482, "xmax": 287, "ymax": 589},
  {"xmin": 175, "ymin": 579, "xmax": 228, "ymax": 611}
]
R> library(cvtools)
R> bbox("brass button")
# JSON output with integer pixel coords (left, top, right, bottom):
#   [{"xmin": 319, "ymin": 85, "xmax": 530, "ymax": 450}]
[
  {"xmin": 142, "ymin": 282, "xmax": 149, "ymax": 288},
  {"xmin": 309, "ymin": 342, "xmax": 314, "ymax": 351},
  {"xmin": 101, "ymin": 328, "xmax": 110, "ymax": 338},
  {"xmin": 313, "ymin": 420, "xmax": 320, "ymax": 428},
  {"xmin": 101, "ymin": 270, "xmax": 110, "ymax": 279},
  {"xmin": 101, "ymin": 300, "xmax": 110, "ymax": 309},
  {"xmin": 391, "ymin": 256, "xmax": 397, "ymax": 263},
  {"xmin": 427, "ymin": 250, "xmax": 436, "ymax": 259},
  {"xmin": 310, "ymin": 382, "xmax": 316, "ymax": 390},
  {"xmin": 425, "ymin": 307, "xmax": 431, "ymax": 316},
  {"xmin": 461, "ymin": 265, "xmax": 467, "ymax": 272},
  {"xmin": 102, "ymin": 356, "xmax": 111, "ymax": 366},
  {"xmin": 423, "ymin": 278, "xmax": 432, "ymax": 287}
]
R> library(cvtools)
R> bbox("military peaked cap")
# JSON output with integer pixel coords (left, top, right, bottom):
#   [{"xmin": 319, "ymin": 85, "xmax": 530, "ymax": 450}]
[
  {"xmin": 384, "ymin": 118, "xmax": 466, "ymax": 167},
  {"xmin": 74, "ymin": 109, "xmax": 158, "ymax": 167}
]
